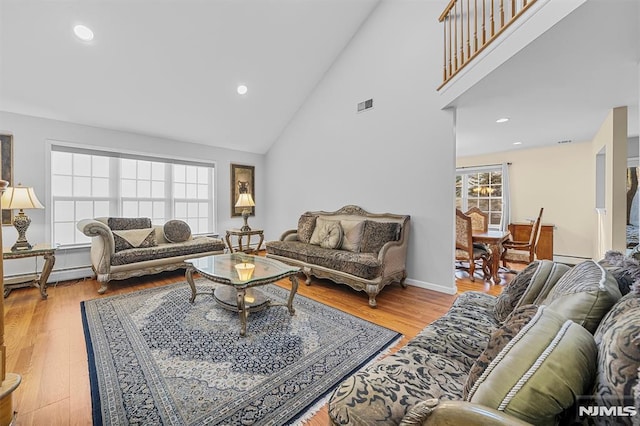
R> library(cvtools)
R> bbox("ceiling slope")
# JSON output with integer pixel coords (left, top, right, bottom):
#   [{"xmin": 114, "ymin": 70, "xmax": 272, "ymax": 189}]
[{"xmin": 0, "ymin": 0, "xmax": 379, "ymax": 153}]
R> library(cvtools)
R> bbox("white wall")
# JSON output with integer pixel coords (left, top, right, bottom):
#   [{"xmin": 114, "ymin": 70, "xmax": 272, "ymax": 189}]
[
  {"xmin": 591, "ymin": 107, "xmax": 628, "ymax": 258},
  {"xmin": 0, "ymin": 111, "xmax": 265, "ymax": 281},
  {"xmin": 265, "ymin": 1, "xmax": 457, "ymax": 294},
  {"xmin": 457, "ymin": 142, "xmax": 594, "ymax": 261}
]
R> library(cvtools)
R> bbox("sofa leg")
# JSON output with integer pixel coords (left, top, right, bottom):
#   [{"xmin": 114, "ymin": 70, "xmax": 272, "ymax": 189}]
[
  {"xmin": 400, "ymin": 272, "xmax": 408, "ymax": 288},
  {"xmin": 366, "ymin": 285, "xmax": 378, "ymax": 308},
  {"xmin": 98, "ymin": 282, "xmax": 109, "ymax": 294},
  {"xmin": 302, "ymin": 267, "xmax": 312, "ymax": 285},
  {"xmin": 367, "ymin": 294, "xmax": 378, "ymax": 308}
]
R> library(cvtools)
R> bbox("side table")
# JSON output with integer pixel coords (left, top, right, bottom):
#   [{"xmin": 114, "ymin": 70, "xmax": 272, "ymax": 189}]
[
  {"xmin": 3, "ymin": 243, "xmax": 56, "ymax": 299},
  {"xmin": 225, "ymin": 229, "xmax": 264, "ymax": 254}
]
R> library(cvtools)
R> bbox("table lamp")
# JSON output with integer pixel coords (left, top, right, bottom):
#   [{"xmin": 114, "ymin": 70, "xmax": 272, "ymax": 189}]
[
  {"xmin": 1, "ymin": 184, "xmax": 44, "ymax": 251},
  {"xmin": 235, "ymin": 193, "xmax": 255, "ymax": 232}
]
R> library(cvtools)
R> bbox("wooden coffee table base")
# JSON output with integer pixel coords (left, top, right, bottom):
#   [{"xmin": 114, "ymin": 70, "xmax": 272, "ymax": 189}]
[
  {"xmin": 213, "ymin": 286, "xmax": 269, "ymax": 313},
  {"xmin": 185, "ymin": 262, "xmax": 299, "ymax": 337}
]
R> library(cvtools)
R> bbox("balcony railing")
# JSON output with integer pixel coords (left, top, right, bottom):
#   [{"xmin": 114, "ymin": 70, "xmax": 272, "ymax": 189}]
[{"xmin": 439, "ymin": 0, "xmax": 537, "ymax": 87}]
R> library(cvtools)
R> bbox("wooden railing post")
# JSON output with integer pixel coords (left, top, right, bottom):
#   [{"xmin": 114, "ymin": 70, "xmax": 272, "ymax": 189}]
[
  {"xmin": 482, "ymin": 0, "xmax": 486, "ymax": 44},
  {"xmin": 490, "ymin": 0, "xmax": 495, "ymax": 36},
  {"xmin": 474, "ymin": 0, "xmax": 478, "ymax": 52},
  {"xmin": 466, "ymin": 0, "xmax": 471, "ymax": 59}
]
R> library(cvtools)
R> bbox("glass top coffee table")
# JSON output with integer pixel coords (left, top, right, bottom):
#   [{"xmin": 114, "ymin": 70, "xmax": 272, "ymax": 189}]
[{"xmin": 185, "ymin": 254, "xmax": 300, "ymax": 336}]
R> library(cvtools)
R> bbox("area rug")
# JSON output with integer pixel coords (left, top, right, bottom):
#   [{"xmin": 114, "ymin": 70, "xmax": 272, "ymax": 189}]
[{"xmin": 81, "ymin": 280, "xmax": 402, "ymax": 425}]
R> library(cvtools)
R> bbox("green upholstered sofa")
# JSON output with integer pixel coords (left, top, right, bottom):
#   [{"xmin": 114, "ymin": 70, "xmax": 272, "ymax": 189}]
[
  {"xmin": 78, "ymin": 217, "xmax": 225, "ymax": 294},
  {"xmin": 328, "ymin": 259, "xmax": 640, "ymax": 425},
  {"xmin": 265, "ymin": 205, "xmax": 410, "ymax": 307}
]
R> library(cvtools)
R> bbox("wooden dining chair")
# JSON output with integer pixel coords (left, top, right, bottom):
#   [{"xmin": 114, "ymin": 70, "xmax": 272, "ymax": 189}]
[
  {"xmin": 465, "ymin": 207, "xmax": 488, "ymax": 233},
  {"xmin": 455, "ymin": 209, "xmax": 491, "ymax": 281},
  {"xmin": 501, "ymin": 207, "xmax": 544, "ymax": 268}
]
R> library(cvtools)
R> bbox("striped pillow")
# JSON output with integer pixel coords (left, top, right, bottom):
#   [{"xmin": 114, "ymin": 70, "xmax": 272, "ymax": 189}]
[{"xmin": 544, "ymin": 260, "xmax": 622, "ymax": 333}]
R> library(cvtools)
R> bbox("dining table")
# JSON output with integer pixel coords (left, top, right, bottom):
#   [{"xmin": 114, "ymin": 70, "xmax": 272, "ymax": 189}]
[{"xmin": 472, "ymin": 229, "xmax": 511, "ymax": 283}]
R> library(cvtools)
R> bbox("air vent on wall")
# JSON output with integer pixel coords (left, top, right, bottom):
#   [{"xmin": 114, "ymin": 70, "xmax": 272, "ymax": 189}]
[{"xmin": 357, "ymin": 98, "xmax": 373, "ymax": 113}]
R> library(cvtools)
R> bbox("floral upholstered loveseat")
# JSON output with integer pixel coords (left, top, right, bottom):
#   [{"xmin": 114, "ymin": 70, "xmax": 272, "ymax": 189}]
[
  {"xmin": 265, "ymin": 205, "xmax": 410, "ymax": 307},
  {"xmin": 329, "ymin": 258, "xmax": 640, "ymax": 425},
  {"xmin": 78, "ymin": 217, "xmax": 225, "ymax": 294}
]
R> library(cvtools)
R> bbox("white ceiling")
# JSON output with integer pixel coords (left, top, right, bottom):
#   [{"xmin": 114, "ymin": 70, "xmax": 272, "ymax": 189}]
[
  {"xmin": 1, "ymin": 0, "xmax": 638, "ymax": 157},
  {"xmin": 454, "ymin": 0, "xmax": 639, "ymax": 157},
  {"xmin": 0, "ymin": 0, "xmax": 379, "ymax": 154}
]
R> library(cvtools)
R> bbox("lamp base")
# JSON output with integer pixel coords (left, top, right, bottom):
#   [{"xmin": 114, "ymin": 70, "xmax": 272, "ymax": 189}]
[
  {"xmin": 241, "ymin": 209, "xmax": 252, "ymax": 232},
  {"xmin": 11, "ymin": 241, "xmax": 32, "ymax": 252},
  {"xmin": 11, "ymin": 211, "xmax": 33, "ymax": 251}
]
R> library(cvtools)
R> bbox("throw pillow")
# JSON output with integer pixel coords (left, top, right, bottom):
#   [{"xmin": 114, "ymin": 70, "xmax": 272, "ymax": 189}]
[
  {"xmin": 544, "ymin": 260, "xmax": 622, "ymax": 333},
  {"xmin": 340, "ymin": 220, "xmax": 365, "ymax": 252},
  {"xmin": 320, "ymin": 222, "xmax": 344, "ymax": 249},
  {"xmin": 591, "ymin": 292, "xmax": 640, "ymax": 416},
  {"xmin": 297, "ymin": 214, "xmax": 317, "ymax": 244},
  {"xmin": 493, "ymin": 262, "xmax": 541, "ymax": 322},
  {"xmin": 360, "ymin": 221, "xmax": 401, "ymax": 254},
  {"xmin": 108, "ymin": 217, "xmax": 152, "ymax": 231},
  {"xmin": 310, "ymin": 218, "xmax": 343, "ymax": 249},
  {"xmin": 112, "ymin": 228, "xmax": 157, "ymax": 252},
  {"xmin": 598, "ymin": 250, "xmax": 640, "ymax": 296},
  {"xmin": 163, "ymin": 220, "xmax": 192, "ymax": 243},
  {"xmin": 492, "ymin": 260, "xmax": 570, "ymax": 322},
  {"xmin": 465, "ymin": 305, "xmax": 598, "ymax": 425},
  {"xmin": 526, "ymin": 262, "xmax": 572, "ymax": 306}
]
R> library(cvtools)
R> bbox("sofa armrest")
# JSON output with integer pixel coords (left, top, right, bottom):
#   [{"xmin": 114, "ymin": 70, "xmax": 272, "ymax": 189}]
[
  {"xmin": 77, "ymin": 219, "xmax": 115, "ymax": 275},
  {"xmin": 399, "ymin": 400, "xmax": 532, "ymax": 426},
  {"xmin": 279, "ymin": 229, "xmax": 299, "ymax": 242},
  {"xmin": 379, "ymin": 219, "xmax": 410, "ymax": 274}
]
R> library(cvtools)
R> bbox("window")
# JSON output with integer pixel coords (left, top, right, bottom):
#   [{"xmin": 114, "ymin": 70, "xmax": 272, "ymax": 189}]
[
  {"xmin": 50, "ymin": 145, "xmax": 215, "ymax": 246},
  {"xmin": 456, "ymin": 166, "xmax": 503, "ymax": 228}
]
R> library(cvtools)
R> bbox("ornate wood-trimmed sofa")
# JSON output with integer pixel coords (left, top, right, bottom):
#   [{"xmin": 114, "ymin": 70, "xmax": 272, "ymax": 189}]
[
  {"xmin": 265, "ymin": 205, "xmax": 410, "ymax": 307},
  {"xmin": 78, "ymin": 217, "xmax": 225, "ymax": 294},
  {"xmin": 328, "ymin": 258, "xmax": 640, "ymax": 425}
]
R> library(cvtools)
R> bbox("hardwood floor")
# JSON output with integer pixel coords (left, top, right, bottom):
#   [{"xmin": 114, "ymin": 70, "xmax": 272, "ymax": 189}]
[{"xmin": 2, "ymin": 264, "xmax": 515, "ymax": 425}]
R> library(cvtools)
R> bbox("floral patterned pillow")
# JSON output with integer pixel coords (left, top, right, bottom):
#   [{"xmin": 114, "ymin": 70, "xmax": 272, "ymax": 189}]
[
  {"xmin": 360, "ymin": 221, "xmax": 400, "ymax": 254},
  {"xmin": 163, "ymin": 220, "xmax": 192, "ymax": 243},
  {"xmin": 297, "ymin": 214, "xmax": 317, "ymax": 244}
]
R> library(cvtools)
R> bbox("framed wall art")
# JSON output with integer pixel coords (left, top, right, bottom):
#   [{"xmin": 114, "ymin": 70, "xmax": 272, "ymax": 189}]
[
  {"xmin": 230, "ymin": 164, "xmax": 255, "ymax": 217},
  {"xmin": 1, "ymin": 134, "xmax": 13, "ymax": 225}
]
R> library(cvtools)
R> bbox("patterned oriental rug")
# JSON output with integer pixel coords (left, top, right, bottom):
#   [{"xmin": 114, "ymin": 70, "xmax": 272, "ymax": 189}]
[{"xmin": 81, "ymin": 280, "xmax": 401, "ymax": 425}]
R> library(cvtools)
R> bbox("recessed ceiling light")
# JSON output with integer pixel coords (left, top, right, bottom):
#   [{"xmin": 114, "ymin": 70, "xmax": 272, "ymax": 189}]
[
  {"xmin": 513, "ymin": 141, "xmax": 522, "ymax": 145},
  {"xmin": 73, "ymin": 24, "xmax": 94, "ymax": 42},
  {"xmin": 237, "ymin": 85, "xmax": 248, "ymax": 95},
  {"xmin": 496, "ymin": 117, "xmax": 509, "ymax": 123}
]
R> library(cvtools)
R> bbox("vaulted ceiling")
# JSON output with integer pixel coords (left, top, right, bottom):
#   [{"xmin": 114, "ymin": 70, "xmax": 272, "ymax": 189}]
[
  {"xmin": 0, "ymin": 0, "xmax": 379, "ymax": 154},
  {"xmin": 1, "ymin": 0, "xmax": 638, "ymax": 157}
]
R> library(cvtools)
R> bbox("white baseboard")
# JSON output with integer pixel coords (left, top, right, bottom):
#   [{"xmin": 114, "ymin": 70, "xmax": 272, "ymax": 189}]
[
  {"xmin": 552, "ymin": 255, "xmax": 591, "ymax": 266},
  {"xmin": 48, "ymin": 267, "xmax": 94, "ymax": 284},
  {"xmin": 404, "ymin": 278, "xmax": 458, "ymax": 295}
]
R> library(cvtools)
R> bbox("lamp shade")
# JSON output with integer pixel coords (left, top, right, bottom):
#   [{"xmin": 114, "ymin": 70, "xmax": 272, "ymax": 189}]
[
  {"xmin": 235, "ymin": 193, "xmax": 255, "ymax": 208},
  {"xmin": 235, "ymin": 262, "xmax": 256, "ymax": 281},
  {"xmin": 1, "ymin": 186, "xmax": 44, "ymax": 210}
]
